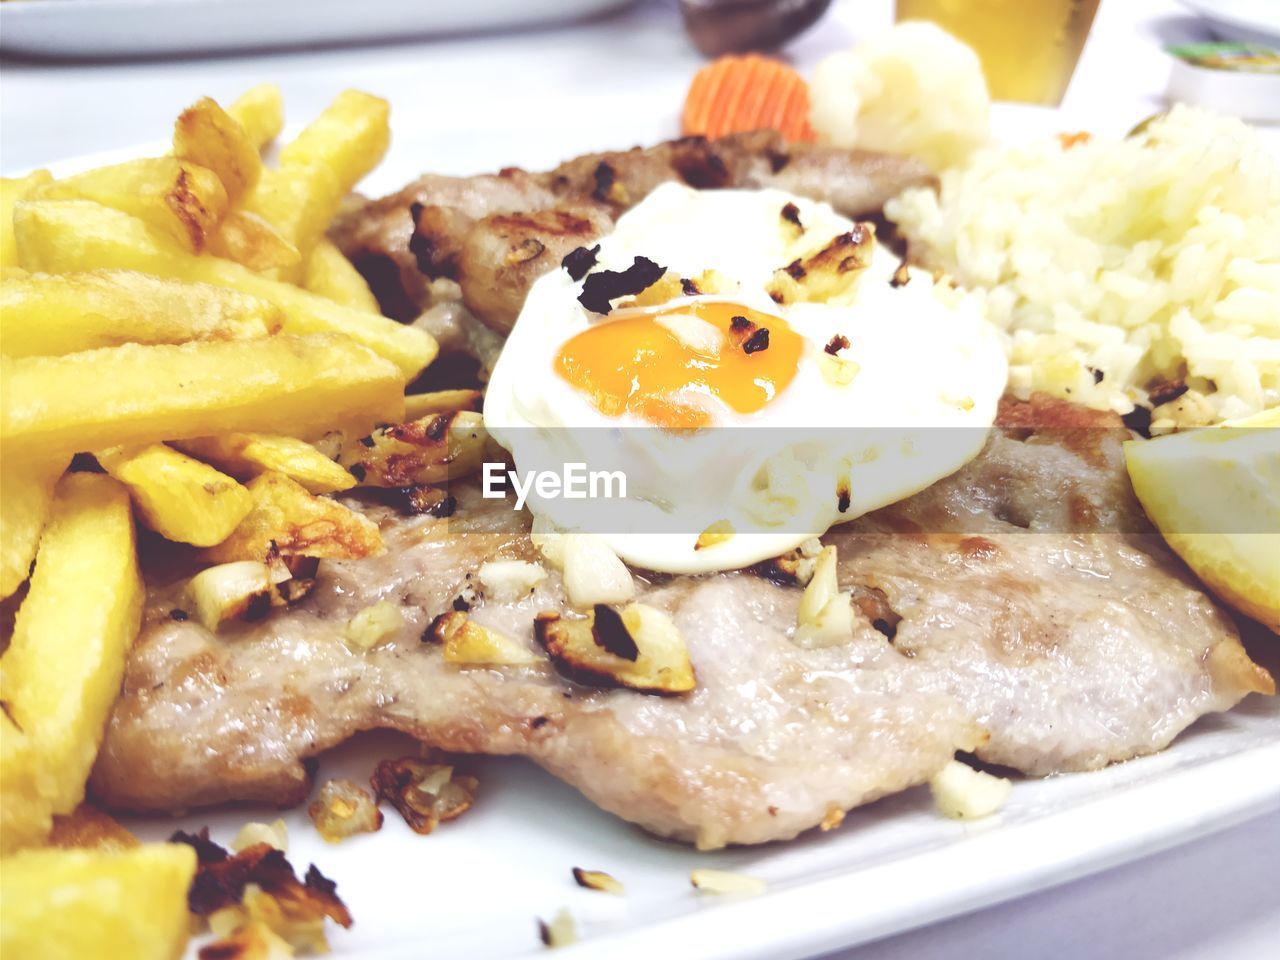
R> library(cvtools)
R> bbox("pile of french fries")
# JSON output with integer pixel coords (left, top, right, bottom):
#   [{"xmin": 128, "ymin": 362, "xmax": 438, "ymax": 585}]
[{"xmin": 0, "ymin": 86, "xmax": 486, "ymax": 959}]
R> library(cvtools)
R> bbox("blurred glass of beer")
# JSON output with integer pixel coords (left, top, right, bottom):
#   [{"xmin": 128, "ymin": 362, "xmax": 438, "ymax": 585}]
[{"xmin": 896, "ymin": 0, "xmax": 1101, "ymax": 104}]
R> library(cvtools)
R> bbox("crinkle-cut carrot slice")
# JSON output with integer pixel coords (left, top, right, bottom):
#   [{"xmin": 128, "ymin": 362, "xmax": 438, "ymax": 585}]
[{"xmin": 682, "ymin": 54, "xmax": 814, "ymax": 143}]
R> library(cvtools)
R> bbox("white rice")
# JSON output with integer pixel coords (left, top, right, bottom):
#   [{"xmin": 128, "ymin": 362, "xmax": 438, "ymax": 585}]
[{"xmin": 886, "ymin": 105, "xmax": 1280, "ymax": 426}]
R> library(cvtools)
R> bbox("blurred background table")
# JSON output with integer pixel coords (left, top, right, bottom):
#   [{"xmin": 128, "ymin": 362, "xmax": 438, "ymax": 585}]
[{"xmin": 1, "ymin": 1, "xmax": 1276, "ymax": 957}]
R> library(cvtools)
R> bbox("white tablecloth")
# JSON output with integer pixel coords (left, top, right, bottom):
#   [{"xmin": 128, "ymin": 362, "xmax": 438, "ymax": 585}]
[{"xmin": 2, "ymin": 1, "xmax": 1276, "ymax": 956}]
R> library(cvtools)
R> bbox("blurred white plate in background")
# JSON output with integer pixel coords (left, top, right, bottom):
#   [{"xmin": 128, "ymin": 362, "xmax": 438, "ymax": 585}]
[{"xmin": 0, "ymin": 0, "xmax": 636, "ymax": 59}]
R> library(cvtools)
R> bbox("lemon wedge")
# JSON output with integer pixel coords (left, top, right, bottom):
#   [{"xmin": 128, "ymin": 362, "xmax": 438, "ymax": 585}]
[{"xmin": 1124, "ymin": 409, "xmax": 1280, "ymax": 631}]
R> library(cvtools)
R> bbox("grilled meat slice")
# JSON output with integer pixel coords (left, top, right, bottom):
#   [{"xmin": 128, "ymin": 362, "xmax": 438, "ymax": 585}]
[
  {"xmin": 92, "ymin": 397, "xmax": 1271, "ymax": 847},
  {"xmin": 336, "ymin": 170, "xmax": 561, "ymax": 321},
  {"xmin": 331, "ymin": 131, "xmax": 935, "ymax": 328},
  {"xmin": 456, "ymin": 206, "xmax": 614, "ymax": 332}
]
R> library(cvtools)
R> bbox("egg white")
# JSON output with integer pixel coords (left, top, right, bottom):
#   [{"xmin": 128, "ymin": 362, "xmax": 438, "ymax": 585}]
[{"xmin": 484, "ymin": 183, "xmax": 1008, "ymax": 574}]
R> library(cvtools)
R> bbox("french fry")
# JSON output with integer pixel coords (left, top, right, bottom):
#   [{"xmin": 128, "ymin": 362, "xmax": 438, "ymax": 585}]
[
  {"xmin": 33, "ymin": 157, "xmax": 229, "ymax": 252},
  {"xmin": 278, "ymin": 89, "xmax": 390, "ymax": 179},
  {"xmin": 0, "ymin": 473, "xmax": 142, "ymax": 848},
  {"xmin": 13, "ymin": 200, "xmax": 437, "ymax": 377},
  {"xmin": 339, "ymin": 411, "xmax": 487, "ymax": 487},
  {"xmin": 206, "ymin": 208, "xmax": 301, "ymax": 271},
  {"xmin": 243, "ymin": 90, "xmax": 390, "ymax": 278},
  {"xmin": 1, "ymin": 170, "xmax": 53, "ymax": 268},
  {"xmin": 0, "ymin": 454, "xmax": 70, "ymax": 599},
  {"xmin": 48, "ymin": 803, "xmax": 140, "ymax": 853},
  {"xmin": 97, "ymin": 444, "xmax": 255, "ymax": 546},
  {"xmin": 173, "ymin": 95, "xmax": 262, "ymax": 204},
  {"xmin": 204, "ymin": 471, "xmax": 383, "ymax": 564},
  {"xmin": 0, "ymin": 712, "xmax": 47, "ymax": 853},
  {"xmin": 403, "ymin": 389, "xmax": 485, "ymax": 421},
  {"xmin": 1, "ymin": 334, "xmax": 404, "ymax": 459},
  {"xmin": 304, "ymin": 238, "xmax": 381, "ymax": 312},
  {"xmin": 0, "ymin": 843, "xmax": 197, "ymax": 960},
  {"xmin": 228, "ymin": 83, "xmax": 286, "ymax": 152},
  {"xmin": 0, "ymin": 270, "xmax": 281, "ymax": 358},
  {"xmin": 175, "ymin": 433, "xmax": 356, "ymax": 494}
]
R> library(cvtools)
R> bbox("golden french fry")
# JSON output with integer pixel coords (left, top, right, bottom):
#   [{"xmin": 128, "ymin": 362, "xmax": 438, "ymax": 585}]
[
  {"xmin": 1, "ymin": 334, "xmax": 404, "ymax": 459},
  {"xmin": 228, "ymin": 83, "xmax": 285, "ymax": 152},
  {"xmin": 0, "ymin": 844, "xmax": 197, "ymax": 960},
  {"xmin": 173, "ymin": 95, "xmax": 262, "ymax": 204},
  {"xmin": 206, "ymin": 208, "xmax": 302, "ymax": 271},
  {"xmin": 0, "ymin": 712, "xmax": 47, "ymax": 853},
  {"xmin": 204, "ymin": 471, "xmax": 383, "ymax": 564},
  {"xmin": 278, "ymin": 89, "xmax": 390, "ymax": 174},
  {"xmin": 339, "ymin": 410, "xmax": 487, "ymax": 487},
  {"xmin": 0, "ymin": 169, "xmax": 52, "ymax": 267},
  {"xmin": 0, "ymin": 454, "xmax": 70, "ymax": 599},
  {"xmin": 14, "ymin": 200, "xmax": 437, "ymax": 377},
  {"xmin": 0, "ymin": 270, "xmax": 281, "ymax": 358},
  {"xmin": 243, "ymin": 90, "xmax": 390, "ymax": 278},
  {"xmin": 48, "ymin": 804, "xmax": 140, "ymax": 853},
  {"xmin": 0, "ymin": 473, "xmax": 142, "ymax": 849},
  {"xmin": 34, "ymin": 157, "xmax": 229, "ymax": 252},
  {"xmin": 97, "ymin": 444, "xmax": 255, "ymax": 546},
  {"xmin": 176, "ymin": 433, "xmax": 355, "ymax": 494},
  {"xmin": 304, "ymin": 238, "xmax": 380, "ymax": 312},
  {"xmin": 403, "ymin": 389, "xmax": 484, "ymax": 421}
]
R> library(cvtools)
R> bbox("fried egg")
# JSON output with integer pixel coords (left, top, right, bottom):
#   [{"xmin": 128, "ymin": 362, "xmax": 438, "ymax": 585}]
[{"xmin": 484, "ymin": 183, "xmax": 1007, "ymax": 573}]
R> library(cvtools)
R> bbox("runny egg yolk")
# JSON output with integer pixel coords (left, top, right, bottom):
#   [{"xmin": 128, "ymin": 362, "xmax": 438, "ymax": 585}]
[{"xmin": 554, "ymin": 301, "xmax": 802, "ymax": 429}]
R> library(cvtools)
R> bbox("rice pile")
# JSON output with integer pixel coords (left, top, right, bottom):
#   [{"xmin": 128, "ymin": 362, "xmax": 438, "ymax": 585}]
[{"xmin": 887, "ymin": 106, "xmax": 1280, "ymax": 427}]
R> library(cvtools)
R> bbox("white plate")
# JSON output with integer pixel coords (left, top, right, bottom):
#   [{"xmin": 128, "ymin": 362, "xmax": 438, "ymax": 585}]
[
  {"xmin": 30, "ymin": 100, "xmax": 1280, "ymax": 960},
  {"xmin": 0, "ymin": 0, "xmax": 636, "ymax": 59},
  {"xmin": 1177, "ymin": 0, "xmax": 1280, "ymax": 45}
]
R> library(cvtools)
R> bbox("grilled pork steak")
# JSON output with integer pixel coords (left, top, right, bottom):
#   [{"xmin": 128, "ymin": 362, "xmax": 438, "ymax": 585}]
[
  {"xmin": 331, "ymin": 130, "xmax": 935, "ymax": 330},
  {"xmin": 93, "ymin": 397, "xmax": 1271, "ymax": 847}
]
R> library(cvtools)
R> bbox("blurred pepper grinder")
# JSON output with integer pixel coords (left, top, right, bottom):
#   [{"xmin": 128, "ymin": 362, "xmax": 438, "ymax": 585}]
[{"xmin": 679, "ymin": 0, "xmax": 835, "ymax": 55}]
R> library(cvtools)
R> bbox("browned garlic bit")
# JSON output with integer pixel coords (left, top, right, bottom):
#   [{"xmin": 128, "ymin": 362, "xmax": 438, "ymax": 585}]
[
  {"xmin": 794, "ymin": 546, "xmax": 855, "ymax": 647},
  {"xmin": 818, "ymin": 352, "xmax": 860, "ymax": 387},
  {"xmin": 531, "ymin": 522, "xmax": 636, "ymax": 609},
  {"xmin": 625, "ymin": 270, "xmax": 687, "ymax": 308},
  {"xmin": 476, "ymin": 559, "xmax": 547, "ymax": 602},
  {"xmin": 371, "ymin": 757, "xmax": 478, "ymax": 835},
  {"xmin": 780, "ymin": 201, "xmax": 804, "ymax": 239},
  {"xmin": 622, "ymin": 268, "xmax": 733, "ymax": 310},
  {"xmin": 929, "ymin": 759, "xmax": 1012, "ymax": 820},
  {"xmin": 820, "ymin": 806, "xmax": 845, "ymax": 832},
  {"xmin": 308, "ymin": 779, "xmax": 384, "ymax": 843},
  {"xmin": 339, "ymin": 410, "xmax": 487, "ymax": 487},
  {"xmin": 198, "ymin": 919, "xmax": 294, "ymax": 960},
  {"xmin": 534, "ymin": 603, "xmax": 696, "ymax": 694},
  {"xmin": 185, "ymin": 561, "xmax": 275, "ymax": 631},
  {"xmin": 757, "ymin": 536, "xmax": 823, "ymax": 587},
  {"xmin": 572, "ymin": 867, "xmax": 625, "ymax": 896},
  {"xmin": 689, "ymin": 868, "xmax": 767, "ymax": 896},
  {"xmin": 694, "ymin": 519, "xmax": 735, "ymax": 551},
  {"xmin": 425, "ymin": 610, "xmax": 541, "ymax": 666},
  {"xmin": 342, "ymin": 599, "xmax": 403, "ymax": 652},
  {"xmin": 654, "ymin": 311, "xmax": 724, "ymax": 355},
  {"xmin": 172, "ymin": 828, "xmax": 352, "ymax": 956},
  {"xmin": 231, "ymin": 819, "xmax": 288, "ymax": 854},
  {"xmin": 537, "ymin": 908, "xmax": 579, "ymax": 949},
  {"xmin": 767, "ymin": 225, "xmax": 875, "ymax": 305}
]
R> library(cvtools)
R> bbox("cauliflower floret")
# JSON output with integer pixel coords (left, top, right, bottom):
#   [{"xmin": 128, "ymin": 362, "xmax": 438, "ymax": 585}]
[{"xmin": 810, "ymin": 21, "xmax": 991, "ymax": 171}]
